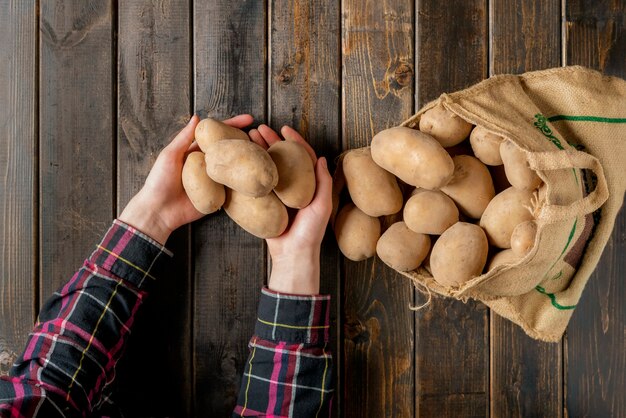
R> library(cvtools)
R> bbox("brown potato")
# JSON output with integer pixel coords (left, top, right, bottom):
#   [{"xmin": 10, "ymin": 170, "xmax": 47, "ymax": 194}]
[
  {"xmin": 343, "ymin": 148, "xmax": 403, "ymax": 216},
  {"xmin": 182, "ymin": 152, "xmax": 225, "ymax": 214},
  {"xmin": 204, "ymin": 140, "xmax": 278, "ymax": 197},
  {"xmin": 440, "ymin": 155, "xmax": 495, "ymax": 219},
  {"xmin": 376, "ymin": 222, "xmax": 431, "ymax": 271},
  {"xmin": 403, "ymin": 190, "xmax": 458, "ymax": 235},
  {"xmin": 334, "ymin": 203, "xmax": 381, "ymax": 261},
  {"xmin": 500, "ymin": 140, "xmax": 542, "ymax": 191},
  {"xmin": 223, "ymin": 189, "xmax": 288, "ymax": 239},
  {"xmin": 268, "ymin": 141, "xmax": 315, "ymax": 209},
  {"xmin": 371, "ymin": 127, "xmax": 454, "ymax": 190},
  {"xmin": 510, "ymin": 220, "xmax": 538, "ymax": 257},
  {"xmin": 431, "ymin": 222, "xmax": 489, "ymax": 287},
  {"xmin": 418, "ymin": 104, "xmax": 473, "ymax": 147},
  {"xmin": 469, "ymin": 126, "xmax": 504, "ymax": 165},
  {"xmin": 195, "ymin": 118, "xmax": 249, "ymax": 152},
  {"xmin": 479, "ymin": 187, "xmax": 534, "ymax": 248},
  {"xmin": 488, "ymin": 248, "xmax": 520, "ymax": 271}
]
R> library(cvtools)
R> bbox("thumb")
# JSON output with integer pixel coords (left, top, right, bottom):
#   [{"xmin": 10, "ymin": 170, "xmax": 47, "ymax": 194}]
[
  {"xmin": 307, "ymin": 157, "xmax": 333, "ymax": 220},
  {"xmin": 166, "ymin": 115, "xmax": 199, "ymax": 154}
]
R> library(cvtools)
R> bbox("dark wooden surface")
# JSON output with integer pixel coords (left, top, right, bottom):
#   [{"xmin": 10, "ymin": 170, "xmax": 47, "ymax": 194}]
[{"xmin": 0, "ymin": 1, "xmax": 624, "ymax": 417}]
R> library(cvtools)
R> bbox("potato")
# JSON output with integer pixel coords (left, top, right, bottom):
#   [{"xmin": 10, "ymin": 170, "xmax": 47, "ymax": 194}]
[
  {"xmin": 268, "ymin": 141, "xmax": 315, "ymax": 209},
  {"xmin": 418, "ymin": 104, "xmax": 473, "ymax": 147},
  {"xmin": 182, "ymin": 152, "xmax": 225, "ymax": 214},
  {"xmin": 488, "ymin": 249, "xmax": 520, "ymax": 271},
  {"xmin": 403, "ymin": 190, "xmax": 458, "ymax": 235},
  {"xmin": 376, "ymin": 222, "xmax": 430, "ymax": 271},
  {"xmin": 223, "ymin": 189, "xmax": 288, "ymax": 238},
  {"xmin": 371, "ymin": 127, "xmax": 454, "ymax": 190},
  {"xmin": 440, "ymin": 155, "xmax": 495, "ymax": 219},
  {"xmin": 195, "ymin": 118, "xmax": 249, "ymax": 152},
  {"xmin": 510, "ymin": 220, "xmax": 538, "ymax": 257},
  {"xmin": 500, "ymin": 140, "xmax": 542, "ymax": 191},
  {"xmin": 343, "ymin": 148, "xmax": 403, "ymax": 216},
  {"xmin": 431, "ymin": 222, "xmax": 489, "ymax": 287},
  {"xmin": 334, "ymin": 203, "xmax": 381, "ymax": 261},
  {"xmin": 204, "ymin": 140, "xmax": 278, "ymax": 197},
  {"xmin": 469, "ymin": 126, "xmax": 504, "ymax": 165},
  {"xmin": 479, "ymin": 187, "xmax": 534, "ymax": 248}
]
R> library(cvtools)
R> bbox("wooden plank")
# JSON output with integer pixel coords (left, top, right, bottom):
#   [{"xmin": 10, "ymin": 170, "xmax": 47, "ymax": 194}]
[
  {"xmin": 39, "ymin": 0, "xmax": 113, "ymax": 299},
  {"xmin": 115, "ymin": 2, "xmax": 191, "ymax": 416},
  {"xmin": 0, "ymin": 0, "xmax": 37, "ymax": 370},
  {"xmin": 415, "ymin": 0, "xmax": 489, "ymax": 416},
  {"xmin": 192, "ymin": 1, "xmax": 267, "ymax": 416},
  {"xmin": 488, "ymin": 1, "xmax": 563, "ymax": 417},
  {"xmin": 269, "ymin": 1, "xmax": 341, "ymax": 415},
  {"xmin": 342, "ymin": 1, "xmax": 415, "ymax": 416},
  {"xmin": 564, "ymin": 1, "xmax": 626, "ymax": 416}
]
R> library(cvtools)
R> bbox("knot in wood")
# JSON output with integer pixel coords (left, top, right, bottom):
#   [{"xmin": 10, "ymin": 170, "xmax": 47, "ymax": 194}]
[
  {"xmin": 277, "ymin": 64, "xmax": 295, "ymax": 85},
  {"xmin": 393, "ymin": 62, "xmax": 413, "ymax": 87}
]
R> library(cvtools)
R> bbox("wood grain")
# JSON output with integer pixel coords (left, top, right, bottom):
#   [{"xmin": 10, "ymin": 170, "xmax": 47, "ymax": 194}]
[
  {"xmin": 192, "ymin": 1, "xmax": 267, "ymax": 416},
  {"xmin": 489, "ymin": 1, "xmax": 563, "ymax": 417},
  {"xmin": 39, "ymin": 0, "xmax": 113, "ymax": 300},
  {"xmin": 342, "ymin": 0, "xmax": 415, "ymax": 416},
  {"xmin": 115, "ymin": 2, "xmax": 192, "ymax": 416},
  {"xmin": 269, "ymin": 1, "xmax": 342, "ymax": 414},
  {"xmin": 564, "ymin": 1, "xmax": 626, "ymax": 416},
  {"xmin": 415, "ymin": 1, "xmax": 489, "ymax": 416},
  {"xmin": 0, "ymin": 0, "xmax": 36, "ymax": 371}
]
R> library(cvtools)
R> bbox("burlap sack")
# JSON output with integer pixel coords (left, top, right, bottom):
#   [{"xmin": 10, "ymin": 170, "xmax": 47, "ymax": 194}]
[
  {"xmin": 399, "ymin": 66, "xmax": 626, "ymax": 342},
  {"xmin": 335, "ymin": 66, "xmax": 626, "ymax": 342}
]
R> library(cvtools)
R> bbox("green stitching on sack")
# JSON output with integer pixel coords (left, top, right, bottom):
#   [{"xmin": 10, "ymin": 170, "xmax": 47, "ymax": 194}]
[
  {"xmin": 535, "ymin": 285, "xmax": 576, "ymax": 310},
  {"xmin": 534, "ymin": 114, "xmax": 565, "ymax": 149},
  {"xmin": 533, "ymin": 114, "xmax": 579, "ymax": 185},
  {"xmin": 547, "ymin": 115, "xmax": 626, "ymax": 123}
]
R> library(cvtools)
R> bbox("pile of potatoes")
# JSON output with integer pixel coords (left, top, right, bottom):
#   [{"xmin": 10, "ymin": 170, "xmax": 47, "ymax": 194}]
[
  {"xmin": 182, "ymin": 118, "xmax": 316, "ymax": 238},
  {"xmin": 334, "ymin": 104, "xmax": 543, "ymax": 288}
]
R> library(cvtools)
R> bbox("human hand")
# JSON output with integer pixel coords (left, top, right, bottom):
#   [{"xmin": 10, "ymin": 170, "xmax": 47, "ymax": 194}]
[
  {"xmin": 249, "ymin": 125, "xmax": 333, "ymax": 295},
  {"xmin": 119, "ymin": 114, "xmax": 254, "ymax": 245}
]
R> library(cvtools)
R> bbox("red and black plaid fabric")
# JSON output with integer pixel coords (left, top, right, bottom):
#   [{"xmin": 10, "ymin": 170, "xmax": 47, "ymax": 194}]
[{"xmin": 0, "ymin": 221, "xmax": 333, "ymax": 418}]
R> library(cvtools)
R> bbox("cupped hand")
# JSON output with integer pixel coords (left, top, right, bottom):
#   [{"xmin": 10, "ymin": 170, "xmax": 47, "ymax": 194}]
[
  {"xmin": 250, "ymin": 125, "xmax": 333, "ymax": 294},
  {"xmin": 119, "ymin": 114, "xmax": 254, "ymax": 244}
]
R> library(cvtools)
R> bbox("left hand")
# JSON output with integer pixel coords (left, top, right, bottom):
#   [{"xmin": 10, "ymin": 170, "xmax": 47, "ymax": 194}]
[{"xmin": 119, "ymin": 114, "xmax": 254, "ymax": 244}]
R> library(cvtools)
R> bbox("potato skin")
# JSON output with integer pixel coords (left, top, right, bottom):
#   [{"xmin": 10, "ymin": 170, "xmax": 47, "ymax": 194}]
[
  {"xmin": 376, "ymin": 222, "xmax": 430, "ymax": 271},
  {"xmin": 440, "ymin": 155, "xmax": 495, "ymax": 219},
  {"xmin": 195, "ymin": 118, "xmax": 249, "ymax": 152},
  {"xmin": 223, "ymin": 189, "xmax": 288, "ymax": 238},
  {"xmin": 510, "ymin": 220, "xmax": 538, "ymax": 257},
  {"xmin": 182, "ymin": 152, "xmax": 225, "ymax": 214},
  {"xmin": 500, "ymin": 140, "xmax": 542, "ymax": 191},
  {"xmin": 488, "ymin": 248, "xmax": 520, "ymax": 271},
  {"xmin": 268, "ymin": 141, "xmax": 315, "ymax": 209},
  {"xmin": 431, "ymin": 222, "xmax": 489, "ymax": 287},
  {"xmin": 469, "ymin": 126, "xmax": 504, "ymax": 165},
  {"xmin": 404, "ymin": 190, "xmax": 458, "ymax": 235},
  {"xmin": 479, "ymin": 187, "xmax": 534, "ymax": 248},
  {"xmin": 205, "ymin": 140, "xmax": 278, "ymax": 197},
  {"xmin": 343, "ymin": 148, "xmax": 403, "ymax": 216},
  {"xmin": 418, "ymin": 104, "xmax": 473, "ymax": 147},
  {"xmin": 371, "ymin": 127, "xmax": 454, "ymax": 190},
  {"xmin": 334, "ymin": 203, "xmax": 381, "ymax": 261}
]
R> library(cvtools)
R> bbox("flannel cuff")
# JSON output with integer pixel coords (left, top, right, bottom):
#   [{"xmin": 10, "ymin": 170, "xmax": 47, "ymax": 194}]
[
  {"xmin": 88, "ymin": 220, "xmax": 173, "ymax": 289},
  {"xmin": 254, "ymin": 287, "xmax": 331, "ymax": 345}
]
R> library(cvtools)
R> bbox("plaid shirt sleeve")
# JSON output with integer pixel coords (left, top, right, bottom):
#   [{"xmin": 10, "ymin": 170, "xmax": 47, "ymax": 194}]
[
  {"xmin": 0, "ymin": 220, "xmax": 171, "ymax": 418},
  {"xmin": 232, "ymin": 287, "xmax": 334, "ymax": 418}
]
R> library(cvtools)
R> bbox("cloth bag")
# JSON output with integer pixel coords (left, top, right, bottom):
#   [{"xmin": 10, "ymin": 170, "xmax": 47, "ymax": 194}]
[{"xmin": 334, "ymin": 66, "xmax": 626, "ymax": 342}]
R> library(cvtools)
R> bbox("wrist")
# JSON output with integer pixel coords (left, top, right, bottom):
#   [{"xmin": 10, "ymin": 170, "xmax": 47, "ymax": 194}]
[
  {"xmin": 269, "ymin": 250, "xmax": 320, "ymax": 295},
  {"xmin": 118, "ymin": 195, "xmax": 172, "ymax": 245}
]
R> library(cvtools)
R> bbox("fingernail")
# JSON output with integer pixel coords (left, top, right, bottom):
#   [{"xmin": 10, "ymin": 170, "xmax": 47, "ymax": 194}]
[{"xmin": 320, "ymin": 157, "xmax": 327, "ymax": 169}]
